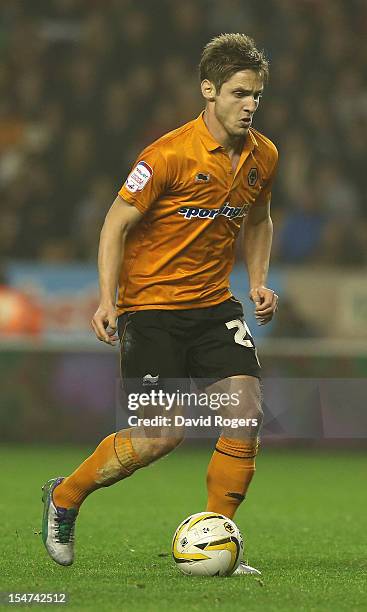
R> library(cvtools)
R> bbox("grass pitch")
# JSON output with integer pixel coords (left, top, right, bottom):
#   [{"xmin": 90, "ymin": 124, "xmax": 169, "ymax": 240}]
[{"xmin": 0, "ymin": 444, "xmax": 366, "ymax": 611}]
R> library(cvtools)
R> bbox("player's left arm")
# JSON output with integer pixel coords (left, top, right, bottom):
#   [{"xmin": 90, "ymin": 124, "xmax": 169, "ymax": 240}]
[{"xmin": 242, "ymin": 196, "xmax": 278, "ymax": 325}]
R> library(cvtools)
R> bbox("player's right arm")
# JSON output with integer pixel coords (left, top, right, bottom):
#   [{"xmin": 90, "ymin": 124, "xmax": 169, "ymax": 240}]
[{"xmin": 91, "ymin": 196, "xmax": 142, "ymax": 345}]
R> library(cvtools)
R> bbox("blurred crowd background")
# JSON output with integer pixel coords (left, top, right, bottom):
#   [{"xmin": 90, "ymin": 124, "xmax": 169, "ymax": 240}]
[
  {"xmin": 1, "ymin": 0, "xmax": 366, "ymax": 265},
  {"xmin": 1, "ymin": 0, "xmax": 366, "ymax": 442}
]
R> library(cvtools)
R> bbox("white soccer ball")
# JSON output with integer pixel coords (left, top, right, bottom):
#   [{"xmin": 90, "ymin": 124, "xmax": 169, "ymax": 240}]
[{"xmin": 172, "ymin": 511, "xmax": 244, "ymax": 576}]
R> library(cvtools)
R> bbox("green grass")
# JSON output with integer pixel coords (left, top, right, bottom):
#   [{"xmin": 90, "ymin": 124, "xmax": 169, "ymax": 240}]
[{"xmin": 0, "ymin": 444, "xmax": 366, "ymax": 611}]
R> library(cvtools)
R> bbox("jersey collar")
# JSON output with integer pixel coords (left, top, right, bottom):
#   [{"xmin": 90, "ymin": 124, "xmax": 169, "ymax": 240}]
[{"xmin": 195, "ymin": 110, "xmax": 258, "ymax": 153}]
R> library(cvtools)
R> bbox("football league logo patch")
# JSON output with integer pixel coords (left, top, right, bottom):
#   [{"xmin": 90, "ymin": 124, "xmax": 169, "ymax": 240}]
[
  {"xmin": 247, "ymin": 167, "xmax": 258, "ymax": 187},
  {"xmin": 125, "ymin": 161, "xmax": 153, "ymax": 193}
]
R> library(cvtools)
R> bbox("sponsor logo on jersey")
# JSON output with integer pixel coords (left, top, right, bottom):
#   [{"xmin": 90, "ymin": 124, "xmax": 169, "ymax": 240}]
[
  {"xmin": 143, "ymin": 373, "xmax": 160, "ymax": 386},
  {"xmin": 178, "ymin": 203, "xmax": 250, "ymax": 220},
  {"xmin": 195, "ymin": 172, "xmax": 211, "ymax": 183},
  {"xmin": 248, "ymin": 167, "xmax": 258, "ymax": 187},
  {"xmin": 125, "ymin": 161, "xmax": 153, "ymax": 193}
]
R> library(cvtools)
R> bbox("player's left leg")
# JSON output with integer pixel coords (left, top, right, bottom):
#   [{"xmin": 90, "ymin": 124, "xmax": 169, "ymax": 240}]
[
  {"xmin": 188, "ymin": 297, "xmax": 262, "ymax": 519},
  {"xmin": 188, "ymin": 298, "xmax": 263, "ymax": 575},
  {"xmin": 204, "ymin": 374, "xmax": 263, "ymax": 576}
]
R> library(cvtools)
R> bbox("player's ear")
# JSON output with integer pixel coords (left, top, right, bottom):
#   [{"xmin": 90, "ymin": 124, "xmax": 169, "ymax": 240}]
[{"xmin": 201, "ymin": 79, "xmax": 216, "ymax": 102}]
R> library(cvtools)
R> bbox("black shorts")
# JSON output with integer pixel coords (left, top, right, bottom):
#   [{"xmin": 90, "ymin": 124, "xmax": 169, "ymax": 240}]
[{"xmin": 117, "ymin": 297, "xmax": 261, "ymax": 393}]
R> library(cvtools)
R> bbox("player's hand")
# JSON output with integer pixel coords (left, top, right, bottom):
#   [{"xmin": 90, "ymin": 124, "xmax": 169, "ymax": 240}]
[
  {"xmin": 91, "ymin": 303, "xmax": 119, "ymax": 345},
  {"xmin": 249, "ymin": 286, "xmax": 278, "ymax": 326}
]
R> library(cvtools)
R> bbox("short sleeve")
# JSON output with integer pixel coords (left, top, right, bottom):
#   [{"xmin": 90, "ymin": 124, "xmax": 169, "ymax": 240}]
[
  {"xmin": 254, "ymin": 146, "xmax": 279, "ymax": 206},
  {"xmin": 118, "ymin": 146, "xmax": 168, "ymax": 214}
]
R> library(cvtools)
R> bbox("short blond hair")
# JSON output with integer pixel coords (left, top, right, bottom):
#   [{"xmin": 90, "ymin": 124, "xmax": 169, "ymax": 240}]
[{"xmin": 199, "ymin": 33, "xmax": 269, "ymax": 92}]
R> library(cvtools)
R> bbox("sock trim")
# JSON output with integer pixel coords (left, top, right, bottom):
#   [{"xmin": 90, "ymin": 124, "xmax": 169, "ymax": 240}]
[
  {"xmin": 215, "ymin": 436, "xmax": 259, "ymax": 459},
  {"xmin": 214, "ymin": 447, "xmax": 257, "ymax": 459}
]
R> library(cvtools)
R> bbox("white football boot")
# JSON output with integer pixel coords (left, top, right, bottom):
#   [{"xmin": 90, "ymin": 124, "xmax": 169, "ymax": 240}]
[
  {"xmin": 233, "ymin": 561, "xmax": 262, "ymax": 576},
  {"xmin": 41, "ymin": 477, "xmax": 78, "ymax": 566}
]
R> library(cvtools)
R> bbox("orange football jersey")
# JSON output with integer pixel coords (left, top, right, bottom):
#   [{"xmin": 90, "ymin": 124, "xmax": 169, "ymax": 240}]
[{"xmin": 117, "ymin": 111, "xmax": 278, "ymax": 314}]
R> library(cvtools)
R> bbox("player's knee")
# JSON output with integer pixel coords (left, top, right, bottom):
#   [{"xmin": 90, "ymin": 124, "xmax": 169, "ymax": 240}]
[
  {"xmin": 244, "ymin": 401, "xmax": 263, "ymax": 436},
  {"xmin": 240, "ymin": 379, "xmax": 263, "ymax": 428},
  {"xmin": 246, "ymin": 401, "xmax": 263, "ymax": 427},
  {"xmin": 225, "ymin": 394, "xmax": 263, "ymax": 428},
  {"xmin": 223, "ymin": 400, "xmax": 263, "ymax": 439}
]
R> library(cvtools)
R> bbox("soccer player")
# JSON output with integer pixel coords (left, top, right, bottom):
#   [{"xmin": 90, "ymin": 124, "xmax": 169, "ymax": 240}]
[{"xmin": 42, "ymin": 33, "xmax": 278, "ymax": 574}]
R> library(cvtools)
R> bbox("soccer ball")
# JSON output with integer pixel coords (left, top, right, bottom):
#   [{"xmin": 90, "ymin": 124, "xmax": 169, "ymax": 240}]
[{"xmin": 172, "ymin": 512, "xmax": 244, "ymax": 576}]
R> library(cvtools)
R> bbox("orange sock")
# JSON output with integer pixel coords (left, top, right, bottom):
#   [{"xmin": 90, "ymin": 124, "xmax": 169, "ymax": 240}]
[
  {"xmin": 53, "ymin": 430, "xmax": 145, "ymax": 509},
  {"xmin": 206, "ymin": 436, "xmax": 259, "ymax": 519}
]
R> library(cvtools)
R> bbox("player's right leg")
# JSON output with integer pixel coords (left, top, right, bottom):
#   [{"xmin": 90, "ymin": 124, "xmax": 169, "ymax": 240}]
[
  {"xmin": 42, "ymin": 310, "xmax": 186, "ymax": 566},
  {"xmin": 42, "ymin": 427, "xmax": 182, "ymax": 566}
]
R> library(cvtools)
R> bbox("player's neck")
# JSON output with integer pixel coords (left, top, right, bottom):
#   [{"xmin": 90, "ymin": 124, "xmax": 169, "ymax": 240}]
[{"xmin": 203, "ymin": 108, "xmax": 245, "ymax": 157}]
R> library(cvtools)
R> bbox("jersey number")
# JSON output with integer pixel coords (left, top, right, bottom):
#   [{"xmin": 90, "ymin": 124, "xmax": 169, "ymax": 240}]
[
  {"xmin": 225, "ymin": 319, "xmax": 260, "ymax": 366},
  {"xmin": 225, "ymin": 319, "xmax": 254, "ymax": 348}
]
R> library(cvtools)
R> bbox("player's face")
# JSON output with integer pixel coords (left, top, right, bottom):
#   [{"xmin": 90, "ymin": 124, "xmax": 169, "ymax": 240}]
[{"xmin": 214, "ymin": 70, "xmax": 264, "ymax": 137}]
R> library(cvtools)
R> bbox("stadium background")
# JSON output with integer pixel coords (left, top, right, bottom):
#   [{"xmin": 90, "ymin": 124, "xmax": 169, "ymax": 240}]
[{"xmin": 0, "ymin": 3, "xmax": 366, "ymax": 610}]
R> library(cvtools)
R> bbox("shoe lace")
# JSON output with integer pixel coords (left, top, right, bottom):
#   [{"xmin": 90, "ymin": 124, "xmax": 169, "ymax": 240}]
[{"xmin": 55, "ymin": 508, "xmax": 78, "ymax": 544}]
